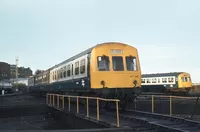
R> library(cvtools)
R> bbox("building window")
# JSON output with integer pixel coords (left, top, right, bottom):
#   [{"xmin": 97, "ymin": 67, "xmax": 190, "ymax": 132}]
[
  {"xmin": 75, "ymin": 61, "xmax": 79, "ymax": 75},
  {"xmin": 97, "ymin": 56, "xmax": 110, "ymax": 71},
  {"xmin": 112, "ymin": 56, "xmax": 124, "ymax": 71},
  {"xmin": 80, "ymin": 59, "xmax": 86, "ymax": 74},
  {"xmin": 126, "ymin": 56, "xmax": 137, "ymax": 71}
]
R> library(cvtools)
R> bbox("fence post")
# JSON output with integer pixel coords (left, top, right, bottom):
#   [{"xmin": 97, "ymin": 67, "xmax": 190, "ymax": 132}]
[
  {"xmin": 86, "ymin": 97, "xmax": 89, "ymax": 117},
  {"xmin": 57, "ymin": 95, "xmax": 59, "ymax": 108},
  {"xmin": 116, "ymin": 100, "xmax": 120, "ymax": 127},
  {"xmin": 77, "ymin": 96, "xmax": 79, "ymax": 114},
  {"xmin": 46, "ymin": 94, "xmax": 48, "ymax": 105},
  {"xmin": 97, "ymin": 98, "xmax": 99, "ymax": 120},
  {"xmin": 62, "ymin": 95, "xmax": 64, "ymax": 109},
  {"xmin": 152, "ymin": 95, "xmax": 154, "ymax": 113},
  {"xmin": 170, "ymin": 96, "xmax": 172, "ymax": 116},
  {"xmin": 135, "ymin": 98, "xmax": 137, "ymax": 110},
  {"xmin": 68, "ymin": 96, "xmax": 70, "ymax": 112},
  {"xmin": 49, "ymin": 94, "xmax": 52, "ymax": 106},
  {"xmin": 53, "ymin": 94, "xmax": 55, "ymax": 106}
]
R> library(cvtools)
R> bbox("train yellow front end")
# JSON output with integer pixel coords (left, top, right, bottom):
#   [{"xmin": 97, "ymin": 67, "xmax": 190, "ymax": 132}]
[
  {"xmin": 178, "ymin": 72, "xmax": 192, "ymax": 91},
  {"xmin": 90, "ymin": 42, "xmax": 141, "ymax": 104}
]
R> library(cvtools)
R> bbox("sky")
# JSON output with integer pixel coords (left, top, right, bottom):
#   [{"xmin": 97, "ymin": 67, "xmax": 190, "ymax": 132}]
[{"xmin": 0, "ymin": 0, "xmax": 200, "ymax": 83}]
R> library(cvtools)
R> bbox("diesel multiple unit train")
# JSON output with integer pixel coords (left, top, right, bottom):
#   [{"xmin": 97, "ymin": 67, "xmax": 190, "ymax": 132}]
[
  {"xmin": 28, "ymin": 42, "xmax": 142, "ymax": 109},
  {"xmin": 141, "ymin": 72, "xmax": 193, "ymax": 93}
]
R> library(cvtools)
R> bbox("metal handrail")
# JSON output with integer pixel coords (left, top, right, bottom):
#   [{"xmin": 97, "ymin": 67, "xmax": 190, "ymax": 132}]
[
  {"xmin": 143, "ymin": 95, "xmax": 198, "ymax": 116},
  {"xmin": 46, "ymin": 93, "xmax": 120, "ymax": 127}
]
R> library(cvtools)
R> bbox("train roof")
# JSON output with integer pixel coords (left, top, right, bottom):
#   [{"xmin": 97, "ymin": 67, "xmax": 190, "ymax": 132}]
[
  {"xmin": 142, "ymin": 72, "xmax": 183, "ymax": 78},
  {"xmin": 49, "ymin": 42, "xmax": 134, "ymax": 70}
]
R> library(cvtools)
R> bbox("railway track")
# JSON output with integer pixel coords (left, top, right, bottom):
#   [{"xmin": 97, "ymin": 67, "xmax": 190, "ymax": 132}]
[
  {"xmin": 141, "ymin": 92, "xmax": 200, "ymax": 97},
  {"xmin": 103, "ymin": 109, "xmax": 200, "ymax": 132}
]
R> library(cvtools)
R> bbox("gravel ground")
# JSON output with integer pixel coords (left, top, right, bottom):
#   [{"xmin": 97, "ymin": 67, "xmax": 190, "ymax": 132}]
[{"xmin": 0, "ymin": 114, "xmax": 70, "ymax": 130}]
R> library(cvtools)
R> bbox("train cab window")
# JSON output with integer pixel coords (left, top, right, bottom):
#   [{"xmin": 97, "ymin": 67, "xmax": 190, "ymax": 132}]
[
  {"xmin": 126, "ymin": 56, "xmax": 137, "ymax": 71},
  {"xmin": 80, "ymin": 59, "xmax": 86, "ymax": 74},
  {"xmin": 188, "ymin": 77, "xmax": 191, "ymax": 82},
  {"xmin": 97, "ymin": 56, "xmax": 110, "ymax": 71},
  {"xmin": 185, "ymin": 77, "xmax": 188, "ymax": 82},
  {"xmin": 75, "ymin": 61, "xmax": 79, "ymax": 75},
  {"xmin": 181, "ymin": 77, "xmax": 185, "ymax": 82},
  {"xmin": 112, "ymin": 56, "xmax": 124, "ymax": 71},
  {"xmin": 67, "ymin": 65, "xmax": 70, "ymax": 77}
]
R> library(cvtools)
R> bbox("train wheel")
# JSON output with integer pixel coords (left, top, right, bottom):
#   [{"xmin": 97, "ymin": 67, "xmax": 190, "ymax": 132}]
[
  {"xmin": 99, "ymin": 95, "xmax": 110, "ymax": 110},
  {"xmin": 119, "ymin": 94, "xmax": 128, "ymax": 111}
]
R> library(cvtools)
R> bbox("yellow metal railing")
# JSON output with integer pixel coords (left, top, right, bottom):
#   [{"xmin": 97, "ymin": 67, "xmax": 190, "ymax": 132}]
[
  {"xmin": 135, "ymin": 95, "xmax": 198, "ymax": 116},
  {"xmin": 46, "ymin": 93, "xmax": 120, "ymax": 127}
]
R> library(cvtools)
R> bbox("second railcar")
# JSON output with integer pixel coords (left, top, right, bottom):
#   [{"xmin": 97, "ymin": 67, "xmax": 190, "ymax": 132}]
[{"xmin": 141, "ymin": 72, "xmax": 192, "ymax": 93}]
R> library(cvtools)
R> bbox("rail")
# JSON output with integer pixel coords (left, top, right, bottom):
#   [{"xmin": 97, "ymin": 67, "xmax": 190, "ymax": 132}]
[
  {"xmin": 136, "ymin": 95, "xmax": 199, "ymax": 116},
  {"xmin": 46, "ymin": 93, "xmax": 120, "ymax": 127}
]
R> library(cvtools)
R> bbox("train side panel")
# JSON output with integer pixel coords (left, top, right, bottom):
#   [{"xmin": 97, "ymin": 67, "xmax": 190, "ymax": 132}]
[{"xmin": 49, "ymin": 54, "xmax": 91, "ymax": 92}]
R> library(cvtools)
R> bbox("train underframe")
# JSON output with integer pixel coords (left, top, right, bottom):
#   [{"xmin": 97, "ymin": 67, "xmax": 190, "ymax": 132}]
[
  {"xmin": 29, "ymin": 86, "xmax": 142, "ymax": 110},
  {"xmin": 142, "ymin": 85, "xmax": 192, "ymax": 95}
]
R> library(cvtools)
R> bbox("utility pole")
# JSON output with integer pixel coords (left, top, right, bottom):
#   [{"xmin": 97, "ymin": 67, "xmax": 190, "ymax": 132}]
[{"xmin": 15, "ymin": 56, "xmax": 19, "ymax": 92}]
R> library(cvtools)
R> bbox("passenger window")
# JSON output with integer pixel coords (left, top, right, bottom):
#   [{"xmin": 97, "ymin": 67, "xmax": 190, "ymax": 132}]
[
  {"xmin": 97, "ymin": 56, "xmax": 110, "ymax": 71},
  {"xmin": 67, "ymin": 65, "xmax": 70, "ymax": 77},
  {"xmin": 171, "ymin": 78, "xmax": 174, "ymax": 83},
  {"xmin": 168, "ymin": 78, "xmax": 171, "ymax": 83},
  {"xmin": 112, "ymin": 56, "xmax": 124, "ymax": 71},
  {"xmin": 60, "ymin": 69, "xmax": 63, "ymax": 78},
  {"xmin": 126, "ymin": 56, "xmax": 137, "ymax": 71},
  {"xmin": 142, "ymin": 79, "xmax": 145, "ymax": 83},
  {"xmin": 63, "ymin": 67, "xmax": 66, "ymax": 78},
  {"xmin": 158, "ymin": 78, "xmax": 160, "ymax": 83},
  {"xmin": 162, "ymin": 78, "xmax": 167, "ymax": 83},
  {"xmin": 152, "ymin": 78, "xmax": 156, "ymax": 83},
  {"xmin": 147, "ymin": 79, "xmax": 151, "ymax": 83},
  {"xmin": 75, "ymin": 61, "xmax": 79, "ymax": 75},
  {"xmin": 80, "ymin": 59, "xmax": 86, "ymax": 74}
]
